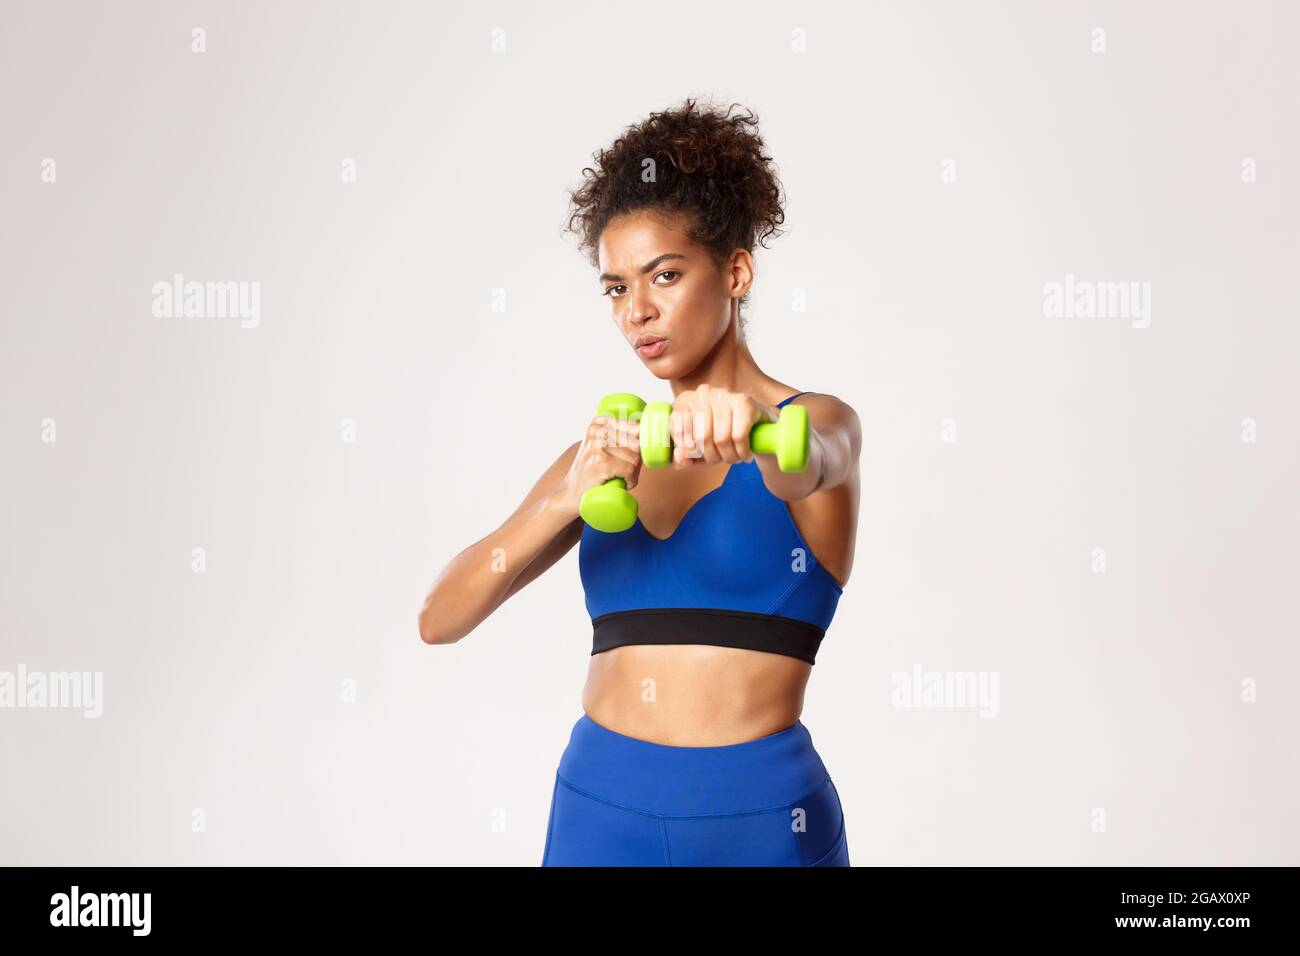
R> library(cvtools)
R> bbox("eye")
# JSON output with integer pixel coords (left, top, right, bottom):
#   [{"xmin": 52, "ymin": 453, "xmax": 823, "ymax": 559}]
[{"xmin": 602, "ymin": 271, "xmax": 679, "ymax": 298}]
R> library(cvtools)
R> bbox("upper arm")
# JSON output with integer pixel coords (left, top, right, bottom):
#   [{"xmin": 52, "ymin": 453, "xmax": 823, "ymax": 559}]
[{"xmin": 497, "ymin": 441, "xmax": 584, "ymax": 605}]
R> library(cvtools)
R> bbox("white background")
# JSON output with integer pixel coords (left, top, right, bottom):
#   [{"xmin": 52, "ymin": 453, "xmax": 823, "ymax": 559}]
[{"xmin": 1, "ymin": 0, "xmax": 1296, "ymax": 864}]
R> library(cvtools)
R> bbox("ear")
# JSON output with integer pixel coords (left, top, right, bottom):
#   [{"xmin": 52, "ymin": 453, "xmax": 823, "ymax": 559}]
[{"xmin": 725, "ymin": 248, "xmax": 755, "ymax": 300}]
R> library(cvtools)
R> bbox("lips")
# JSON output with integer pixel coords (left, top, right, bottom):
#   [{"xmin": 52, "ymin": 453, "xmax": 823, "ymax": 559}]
[{"xmin": 635, "ymin": 335, "xmax": 668, "ymax": 358}]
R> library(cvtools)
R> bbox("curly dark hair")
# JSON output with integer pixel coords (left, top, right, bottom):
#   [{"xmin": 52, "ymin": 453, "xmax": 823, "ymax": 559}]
[{"xmin": 564, "ymin": 96, "xmax": 787, "ymax": 333}]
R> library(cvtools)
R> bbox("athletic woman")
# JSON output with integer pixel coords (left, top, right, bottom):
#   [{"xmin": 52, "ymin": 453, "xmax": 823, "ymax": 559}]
[{"xmin": 419, "ymin": 97, "xmax": 861, "ymax": 866}]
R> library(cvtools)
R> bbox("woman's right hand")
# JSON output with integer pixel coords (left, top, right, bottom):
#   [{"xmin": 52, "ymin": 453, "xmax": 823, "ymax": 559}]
[{"xmin": 551, "ymin": 414, "xmax": 642, "ymax": 518}]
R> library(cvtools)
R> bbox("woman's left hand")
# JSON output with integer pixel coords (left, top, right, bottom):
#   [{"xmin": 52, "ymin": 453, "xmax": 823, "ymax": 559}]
[{"xmin": 668, "ymin": 385, "xmax": 778, "ymax": 468}]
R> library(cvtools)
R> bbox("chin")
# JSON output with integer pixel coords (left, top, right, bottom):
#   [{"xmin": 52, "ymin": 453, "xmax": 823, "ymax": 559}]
[{"xmin": 644, "ymin": 357, "xmax": 687, "ymax": 379}]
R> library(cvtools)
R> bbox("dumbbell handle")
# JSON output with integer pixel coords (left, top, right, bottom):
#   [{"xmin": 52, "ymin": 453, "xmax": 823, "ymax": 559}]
[{"xmin": 750, "ymin": 419, "xmax": 790, "ymax": 458}]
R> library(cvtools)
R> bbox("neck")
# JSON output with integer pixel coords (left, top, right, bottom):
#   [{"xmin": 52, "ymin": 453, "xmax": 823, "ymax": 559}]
[{"xmin": 670, "ymin": 306, "xmax": 786, "ymax": 407}]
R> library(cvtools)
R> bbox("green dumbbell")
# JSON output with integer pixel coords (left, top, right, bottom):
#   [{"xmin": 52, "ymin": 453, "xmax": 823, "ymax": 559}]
[
  {"xmin": 580, "ymin": 392, "xmax": 812, "ymax": 533},
  {"xmin": 638, "ymin": 400, "xmax": 810, "ymax": 472},
  {"xmin": 579, "ymin": 393, "xmax": 646, "ymax": 533}
]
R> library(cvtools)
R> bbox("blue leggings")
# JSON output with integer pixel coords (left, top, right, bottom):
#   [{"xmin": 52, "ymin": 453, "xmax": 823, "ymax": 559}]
[{"xmin": 542, "ymin": 713, "xmax": 850, "ymax": 866}]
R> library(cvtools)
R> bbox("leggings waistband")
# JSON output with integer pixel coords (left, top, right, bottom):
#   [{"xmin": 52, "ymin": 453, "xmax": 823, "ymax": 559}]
[{"xmin": 555, "ymin": 713, "xmax": 830, "ymax": 817}]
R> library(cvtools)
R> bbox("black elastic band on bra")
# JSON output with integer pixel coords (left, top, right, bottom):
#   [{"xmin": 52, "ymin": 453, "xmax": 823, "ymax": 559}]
[{"xmin": 591, "ymin": 608, "xmax": 825, "ymax": 666}]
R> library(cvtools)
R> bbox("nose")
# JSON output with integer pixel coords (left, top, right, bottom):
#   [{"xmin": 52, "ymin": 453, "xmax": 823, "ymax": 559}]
[{"xmin": 621, "ymin": 284, "xmax": 656, "ymax": 326}]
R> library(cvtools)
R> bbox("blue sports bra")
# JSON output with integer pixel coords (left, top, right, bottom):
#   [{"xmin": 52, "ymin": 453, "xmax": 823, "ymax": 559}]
[{"xmin": 578, "ymin": 391, "xmax": 845, "ymax": 665}]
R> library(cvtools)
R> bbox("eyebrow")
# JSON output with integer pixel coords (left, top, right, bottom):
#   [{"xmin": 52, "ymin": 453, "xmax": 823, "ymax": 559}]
[{"xmin": 599, "ymin": 253, "xmax": 687, "ymax": 285}]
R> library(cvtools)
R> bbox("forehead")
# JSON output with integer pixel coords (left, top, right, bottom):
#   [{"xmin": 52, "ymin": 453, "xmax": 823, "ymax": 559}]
[{"xmin": 597, "ymin": 209, "xmax": 698, "ymax": 267}]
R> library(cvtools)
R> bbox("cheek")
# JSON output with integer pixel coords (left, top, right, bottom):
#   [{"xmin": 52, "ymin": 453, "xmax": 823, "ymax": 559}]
[{"xmin": 675, "ymin": 281, "xmax": 726, "ymax": 331}]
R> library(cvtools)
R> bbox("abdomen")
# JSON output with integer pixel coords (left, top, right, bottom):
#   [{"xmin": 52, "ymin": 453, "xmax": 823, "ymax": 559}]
[{"xmin": 581, "ymin": 644, "xmax": 811, "ymax": 746}]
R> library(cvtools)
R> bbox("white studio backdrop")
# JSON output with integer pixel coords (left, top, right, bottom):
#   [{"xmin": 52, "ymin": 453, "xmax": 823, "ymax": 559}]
[{"xmin": 0, "ymin": 0, "xmax": 1296, "ymax": 865}]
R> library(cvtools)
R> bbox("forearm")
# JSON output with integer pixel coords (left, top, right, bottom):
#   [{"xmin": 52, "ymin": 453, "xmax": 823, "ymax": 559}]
[
  {"xmin": 754, "ymin": 394, "xmax": 860, "ymax": 501},
  {"xmin": 753, "ymin": 427, "xmax": 827, "ymax": 501}
]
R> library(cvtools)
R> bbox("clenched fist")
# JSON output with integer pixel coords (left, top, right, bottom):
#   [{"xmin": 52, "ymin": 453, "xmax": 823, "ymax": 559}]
[{"xmin": 667, "ymin": 385, "xmax": 778, "ymax": 468}]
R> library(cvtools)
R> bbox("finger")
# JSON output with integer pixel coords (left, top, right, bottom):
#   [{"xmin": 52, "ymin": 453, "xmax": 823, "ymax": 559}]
[
  {"xmin": 694, "ymin": 406, "xmax": 721, "ymax": 464},
  {"xmin": 729, "ymin": 401, "xmax": 753, "ymax": 462},
  {"xmin": 597, "ymin": 416, "xmax": 639, "ymax": 452},
  {"xmin": 589, "ymin": 416, "xmax": 615, "ymax": 450},
  {"xmin": 673, "ymin": 406, "xmax": 702, "ymax": 464},
  {"xmin": 669, "ymin": 407, "xmax": 685, "ymax": 462},
  {"xmin": 683, "ymin": 406, "xmax": 702, "ymax": 460},
  {"xmin": 606, "ymin": 444, "xmax": 641, "ymax": 467},
  {"xmin": 712, "ymin": 401, "xmax": 737, "ymax": 463},
  {"xmin": 603, "ymin": 445, "xmax": 641, "ymax": 485}
]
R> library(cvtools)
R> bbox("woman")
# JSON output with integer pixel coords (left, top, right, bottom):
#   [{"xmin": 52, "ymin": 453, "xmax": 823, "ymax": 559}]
[{"xmin": 419, "ymin": 97, "xmax": 861, "ymax": 866}]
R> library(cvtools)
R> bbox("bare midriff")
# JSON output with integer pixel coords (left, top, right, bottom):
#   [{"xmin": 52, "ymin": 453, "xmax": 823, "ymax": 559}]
[{"xmin": 581, "ymin": 643, "xmax": 812, "ymax": 747}]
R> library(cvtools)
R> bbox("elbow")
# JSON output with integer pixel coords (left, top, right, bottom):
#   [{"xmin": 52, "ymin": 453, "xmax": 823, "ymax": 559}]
[
  {"xmin": 418, "ymin": 616, "xmax": 438, "ymax": 645},
  {"xmin": 418, "ymin": 605, "xmax": 460, "ymax": 646}
]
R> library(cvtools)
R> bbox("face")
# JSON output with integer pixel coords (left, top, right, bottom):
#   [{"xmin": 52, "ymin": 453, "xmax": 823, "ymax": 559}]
[{"xmin": 596, "ymin": 209, "xmax": 751, "ymax": 378}]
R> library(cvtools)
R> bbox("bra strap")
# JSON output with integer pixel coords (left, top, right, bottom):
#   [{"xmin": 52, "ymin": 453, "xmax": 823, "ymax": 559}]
[{"xmin": 776, "ymin": 391, "xmax": 814, "ymax": 408}]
